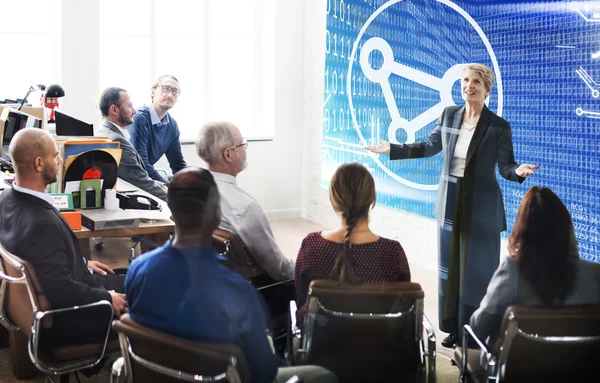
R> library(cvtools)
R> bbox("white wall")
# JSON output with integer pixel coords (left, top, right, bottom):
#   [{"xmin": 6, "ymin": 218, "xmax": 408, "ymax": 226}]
[
  {"xmin": 58, "ymin": 1, "xmax": 306, "ymax": 219},
  {"xmin": 155, "ymin": 0, "xmax": 305, "ymax": 219}
]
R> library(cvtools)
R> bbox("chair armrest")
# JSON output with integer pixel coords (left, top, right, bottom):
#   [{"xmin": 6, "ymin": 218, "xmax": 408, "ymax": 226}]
[
  {"xmin": 460, "ymin": 324, "xmax": 495, "ymax": 383},
  {"xmin": 111, "ymin": 356, "xmax": 125, "ymax": 383},
  {"xmin": 30, "ymin": 300, "xmax": 114, "ymax": 375},
  {"xmin": 422, "ymin": 314, "xmax": 436, "ymax": 383},
  {"xmin": 287, "ymin": 300, "xmax": 300, "ymax": 365},
  {"xmin": 289, "ymin": 300, "xmax": 299, "ymax": 336}
]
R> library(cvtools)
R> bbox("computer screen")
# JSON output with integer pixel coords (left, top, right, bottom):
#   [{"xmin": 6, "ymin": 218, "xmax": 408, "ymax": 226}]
[
  {"xmin": 1, "ymin": 108, "xmax": 42, "ymax": 146},
  {"xmin": 55, "ymin": 109, "xmax": 94, "ymax": 136}
]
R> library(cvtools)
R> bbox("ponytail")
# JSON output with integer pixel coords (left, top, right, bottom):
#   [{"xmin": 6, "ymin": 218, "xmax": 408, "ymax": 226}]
[{"xmin": 330, "ymin": 216, "xmax": 361, "ymax": 284}]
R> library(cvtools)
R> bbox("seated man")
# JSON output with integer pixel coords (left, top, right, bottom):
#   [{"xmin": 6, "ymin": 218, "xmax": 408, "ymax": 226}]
[
  {"xmin": 125, "ymin": 168, "xmax": 336, "ymax": 383},
  {"xmin": 127, "ymin": 75, "xmax": 187, "ymax": 184},
  {"xmin": 97, "ymin": 87, "xmax": 167, "ymax": 201},
  {"xmin": 195, "ymin": 121, "xmax": 294, "ymax": 281},
  {"xmin": 0, "ymin": 128, "xmax": 126, "ymax": 346}
]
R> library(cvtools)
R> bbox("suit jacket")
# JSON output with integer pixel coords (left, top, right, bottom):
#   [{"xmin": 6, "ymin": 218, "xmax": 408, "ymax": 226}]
[
  {"xmin": 0, "ymin": 188, "xmax": 112, "ymax": 343},
  {"xmin": 470, "ymin": 256, "xmax": 600, "ymax": 345},
  {"xmin": 390, "ymin": 105, "xmax": 524, "ymax": 235},
  {"xmin": 97, "ymin": 120, "xmax": 167, "ymax": 201}
]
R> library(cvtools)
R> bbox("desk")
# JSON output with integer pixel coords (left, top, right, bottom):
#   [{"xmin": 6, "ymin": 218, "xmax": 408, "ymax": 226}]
[{"xmin": 0, "ymin": 174, "xmax": 174, "ymax": 259}]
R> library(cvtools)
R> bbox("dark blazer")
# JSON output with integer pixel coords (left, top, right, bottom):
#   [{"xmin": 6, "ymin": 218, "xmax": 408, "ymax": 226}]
[
  {"xmin": 97, "ymin": 120, "xmax": 167, "ymax": 201},
  {"xmin": 0, "ymin": 188, "xmax": 112, "ymax": 344},
  {"xmin": 390, "ymin": 105, "xmax": 524, "ymax": 235}
]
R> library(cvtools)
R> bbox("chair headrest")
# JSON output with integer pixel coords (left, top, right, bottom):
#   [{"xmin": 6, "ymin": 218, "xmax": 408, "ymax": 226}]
[
  {"xmin": 307, "ymin": 281, "xmax": 424, "ymax": 315},
  {"xmin": 114, "ymin": 314, "xmax": 248, "ymax": 362},
  {"xmin": 309, "ymin": 280, "xmax": 423, "ymax": 297}
]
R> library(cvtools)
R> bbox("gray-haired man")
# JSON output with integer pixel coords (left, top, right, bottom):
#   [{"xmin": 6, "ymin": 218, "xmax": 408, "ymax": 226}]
[{"xmin": 196, "ymin": 121, "xmax": 294, "ymax": 281}]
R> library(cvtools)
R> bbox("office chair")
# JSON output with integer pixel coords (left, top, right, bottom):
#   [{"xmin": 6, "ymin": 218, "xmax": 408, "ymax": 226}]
[
  {"xmin": 0, "ymin": 242, "xmax": 119, "ymax": 382},
  {"xmin": 453, "ymin": 305, "xmax": 600, "ymax": 383},
  {"xmin": 289, "ymin": 280, "xmax": 436, "ymax": 383}
]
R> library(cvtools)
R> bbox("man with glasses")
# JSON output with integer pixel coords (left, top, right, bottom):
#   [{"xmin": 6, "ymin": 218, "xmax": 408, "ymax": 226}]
[
  {"xmin": 128, "ymin": 75, "xmax": 187, "ymax": 185},
  {"xmin": 196, "ymin": 121, "xmax": 295, "ymax": 281},
  {"xmin": 98, "ymin": 87, "xmax": 167, "ymax": 200}
]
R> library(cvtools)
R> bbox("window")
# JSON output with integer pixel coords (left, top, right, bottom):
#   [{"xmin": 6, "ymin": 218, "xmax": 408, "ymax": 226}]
[
  {"xmin": 99, "ymin": 0, "xmax": 275, "ymax": 140},
  {"xmin": 0, "ymin": 1, "xmax": 62, "ymax": 104}
]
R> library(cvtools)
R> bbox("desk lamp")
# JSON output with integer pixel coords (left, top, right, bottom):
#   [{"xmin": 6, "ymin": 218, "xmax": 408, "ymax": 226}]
[{"xmin": 42, "ymin": 84, "xmax": 65, "ymax": 122}]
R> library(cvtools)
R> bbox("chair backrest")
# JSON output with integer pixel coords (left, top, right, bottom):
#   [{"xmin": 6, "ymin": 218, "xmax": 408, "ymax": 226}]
[
  {"xmin": 494, "ymin": 305, "xmax": 600, "ymax": 382},
  {"xmin": 212, "ymin": 228, "xmax": 253, "ymax": 280},
  {"xmin": 113, "ymin": 314, "xmax": 252, "ymax": 383},
  {"xmin": 0, "ymin": 242, "xmax": 52, "ymax": 335},
  {"xmin": 302, "ymin": 280, "xmax": 425, "ymax": 381}
]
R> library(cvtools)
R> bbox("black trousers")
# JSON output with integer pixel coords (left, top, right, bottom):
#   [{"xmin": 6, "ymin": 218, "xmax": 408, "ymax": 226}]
[{"xmin": 42, "ymin": 272, "xmax": 126, "ymax": 347}]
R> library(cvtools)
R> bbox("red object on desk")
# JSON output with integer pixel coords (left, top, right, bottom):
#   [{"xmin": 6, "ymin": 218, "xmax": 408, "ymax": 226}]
[{"xmin": 61, "ymin": 211, "xmax": 82, "ymax": 230}]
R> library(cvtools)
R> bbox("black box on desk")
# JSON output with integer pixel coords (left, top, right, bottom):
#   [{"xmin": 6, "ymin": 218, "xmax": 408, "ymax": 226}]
[{"xmin": 80, "ymin": 209, "xmax": 141, "ymax": 230}]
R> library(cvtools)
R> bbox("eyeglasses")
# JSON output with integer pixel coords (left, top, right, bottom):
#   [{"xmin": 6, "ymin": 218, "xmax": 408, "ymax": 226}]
[
  {"xmin": 225, "ymin": 138, "xmax": 248, "ymax": 151},
  {"xmin": 157, "ymin": 85, "xmax": 180, "ymax": 97}
]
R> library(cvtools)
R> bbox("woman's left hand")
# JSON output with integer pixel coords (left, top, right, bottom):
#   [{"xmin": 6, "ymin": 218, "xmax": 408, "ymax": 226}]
[{"xmin": 516, "ymin": 164, "xmax": 540, "ymax": 178}]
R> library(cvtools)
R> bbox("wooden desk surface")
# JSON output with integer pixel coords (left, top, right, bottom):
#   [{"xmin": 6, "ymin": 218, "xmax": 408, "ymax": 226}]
[
  {"xmin": 0, "ymin": 173, "xmax": 175, "ymax": 239},
  {"xmin": 74, "ymin": 178, "xmax": 174, "ymax": 238}
]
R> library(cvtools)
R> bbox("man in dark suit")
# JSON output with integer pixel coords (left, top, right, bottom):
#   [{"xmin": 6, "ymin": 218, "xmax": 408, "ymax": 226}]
[
  {"xmin": 97, "ymin": 87, "xmax": 167, "ymax": 201},
  {"xmin": 0, "ymin": 128, "xmax": 126, "ymax": 345}
]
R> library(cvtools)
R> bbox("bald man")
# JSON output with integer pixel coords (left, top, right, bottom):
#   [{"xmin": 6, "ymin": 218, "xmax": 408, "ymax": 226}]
[
  {"xmin": 0, "ymin": 128, "xmax": 126, "ymax": 346},
  {"xmin": 125, "ymin": 168, "xmax": 336, "ymax": 383}
]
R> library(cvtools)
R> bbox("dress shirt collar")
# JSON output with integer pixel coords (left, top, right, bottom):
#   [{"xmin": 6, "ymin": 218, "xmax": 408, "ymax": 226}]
[
  {"xmin": 148, "ymin": 105, "xmax": 170, "ymax": 126},
  {"xmin": 106, "ymin": 120, "xmax": 130, "ymax": 141},
  {"xmin": 211, "ymin": 171, "xmax": 237, "ymax": 185},
  {"xmin": 12, "ymin": 182, "xmax": 58, "ymax": 210}
]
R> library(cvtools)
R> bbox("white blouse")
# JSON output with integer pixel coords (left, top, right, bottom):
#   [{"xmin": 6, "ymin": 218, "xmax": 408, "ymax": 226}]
[{"xmin": 450, "ymin": 122, "xmax": 477, "ymax": 177}]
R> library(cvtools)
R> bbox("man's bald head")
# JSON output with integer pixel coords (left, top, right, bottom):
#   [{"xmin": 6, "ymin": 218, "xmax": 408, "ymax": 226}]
[
  {"xmin": 9, "ymin": 128, "xmax": 59, "ymax": 181},
  {"xmin": 167, "ymin": 167, "xmax": 221, "ymax": 232}
]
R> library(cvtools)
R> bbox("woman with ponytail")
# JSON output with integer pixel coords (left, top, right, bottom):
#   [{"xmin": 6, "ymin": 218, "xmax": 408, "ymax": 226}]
[{"xmin": 294, "ymin": 162, "xmax": 411, "ymax": 319}]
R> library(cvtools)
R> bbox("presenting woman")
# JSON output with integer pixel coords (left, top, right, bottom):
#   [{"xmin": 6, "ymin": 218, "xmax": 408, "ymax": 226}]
[{"xmin": 365, "ymin": 63, "xmax": 539, "ymax": 348}]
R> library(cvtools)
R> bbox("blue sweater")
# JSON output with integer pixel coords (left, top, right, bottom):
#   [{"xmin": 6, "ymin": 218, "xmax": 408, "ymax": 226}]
[
  {"xmin": 127, "ymin": 105, "xmax": 187, "ymax": 184},
  {"xmin": 125, "ymin": 242, "xmax": 280, "ymax": 383}
]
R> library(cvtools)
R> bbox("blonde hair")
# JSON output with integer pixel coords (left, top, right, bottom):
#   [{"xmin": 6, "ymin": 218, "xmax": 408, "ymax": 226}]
[{"xmin": 463, "ymin": 64, "xmax": 494, "ymax": 92}]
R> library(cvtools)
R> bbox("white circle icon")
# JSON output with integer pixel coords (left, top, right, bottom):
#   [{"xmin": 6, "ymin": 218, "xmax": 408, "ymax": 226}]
[{"xmin": 347, "ymin": 0, "xmax": 503, "ymax": 190}]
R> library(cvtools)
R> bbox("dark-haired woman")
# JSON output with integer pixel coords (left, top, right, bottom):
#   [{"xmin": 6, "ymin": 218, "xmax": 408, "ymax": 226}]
[
  {"xmin": 470, "ymin": 186, "xmax": 600, "ymax": 345},
  {"xmin": 294, "ymin": 163, "xmax": 411, "ymax": 320}
]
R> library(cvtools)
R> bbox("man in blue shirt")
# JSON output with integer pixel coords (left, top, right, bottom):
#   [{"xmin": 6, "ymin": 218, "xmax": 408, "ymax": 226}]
[
  {"xmin": 125, "ymin": 168, "xmax": 336, "ymax": 383},
  {"xmin": 127, "ymin": 75, "xmax": 187, "ymax": 184}
]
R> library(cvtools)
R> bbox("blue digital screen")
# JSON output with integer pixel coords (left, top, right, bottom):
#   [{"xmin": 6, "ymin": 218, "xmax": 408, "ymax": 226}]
[{"xmin": 322, "ymin": 0, "xmax": 600, "ymax": 263}]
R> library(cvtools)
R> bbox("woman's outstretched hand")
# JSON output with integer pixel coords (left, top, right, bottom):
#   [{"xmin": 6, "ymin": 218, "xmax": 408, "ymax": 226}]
[
  {"xmin": 516, "ymin": 164, "xmax": 540, "ymax": 178},
  {"xmin": 364, "ymin": 139, "xmax": 391, "ymax": 154}
]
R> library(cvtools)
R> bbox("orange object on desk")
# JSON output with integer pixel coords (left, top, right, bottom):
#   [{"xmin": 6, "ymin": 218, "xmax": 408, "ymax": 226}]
[{"xmin": 60, "ymin": 211, "xmax": 82, "ymax": 231}]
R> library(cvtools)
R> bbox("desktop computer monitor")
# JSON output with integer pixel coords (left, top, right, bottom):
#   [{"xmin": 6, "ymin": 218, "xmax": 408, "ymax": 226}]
[
  {"xmin": 1, "ymin": 108, "xmax": 42, "ymax": 146},
  {"xmin": 55, "ymin": 109, "xmax": 94, "ymax": 136}
]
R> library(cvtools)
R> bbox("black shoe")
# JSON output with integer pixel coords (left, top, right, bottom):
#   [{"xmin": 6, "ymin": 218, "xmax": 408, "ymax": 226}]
[{"xmin": 441, "ymin": 333, "xmax": 459, "ymax": 348}]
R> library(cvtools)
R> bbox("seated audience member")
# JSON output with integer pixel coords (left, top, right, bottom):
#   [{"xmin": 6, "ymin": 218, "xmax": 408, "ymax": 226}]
[
  {"xmin": 295, "ymin": 162, "xmax": 411, "ymax": 319},
  {"xmin": 0, "ymin": 128, "xmax": 126, "ymax": 345},
  {"xmin": 97, "ymin": 87, "xmax": 167, "ymax": 201},
  {"xmin": 195, "ymin": 121, "xmax": 294, "ymax": 281},
  {"xmin": 125, "ymin": 168, "xmax": 337, "ymax": 383},
  {"xmin": 127, "ymin": 75, "xmax": 186, "ymax": 185},
  {"xmin": 470, "ymin": 186, "xmax": 600, "ymax": 346}
]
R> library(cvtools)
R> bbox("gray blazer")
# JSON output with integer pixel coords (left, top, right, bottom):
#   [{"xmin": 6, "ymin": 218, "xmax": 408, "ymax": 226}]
[
  {"xmin": 390, "ymin": 105, "xmax": 524, "ymax": 235},
  {"xmin": 470, "ymin": 256, "xmax": 600, "ymax": 345},
  {"xmin": 97, "ymin": 120, "xmax": 167, "ymax": 201}
]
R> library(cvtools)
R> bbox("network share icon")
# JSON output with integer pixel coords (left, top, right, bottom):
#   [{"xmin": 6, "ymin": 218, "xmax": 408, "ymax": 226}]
[{"xmin": 346, "ymin": 0, "xmax": 503, "ymax": 190}]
